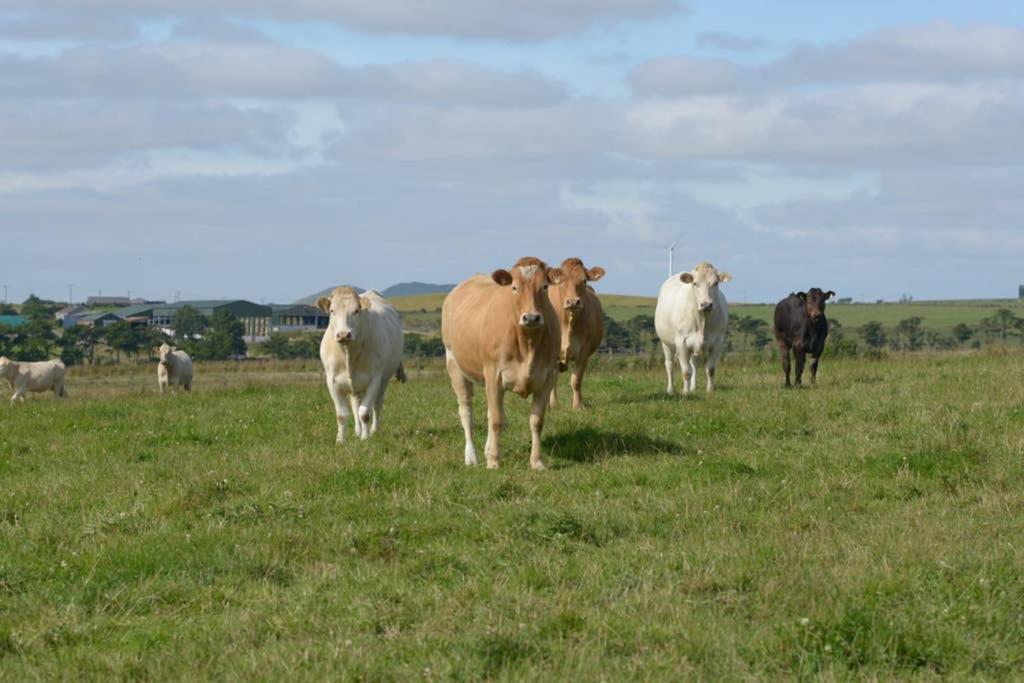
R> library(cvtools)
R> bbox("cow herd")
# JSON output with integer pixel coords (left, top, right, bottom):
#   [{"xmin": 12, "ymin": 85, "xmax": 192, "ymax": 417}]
[{"xmin": 2, "ymin": 257, "xmax": 834, "ymax": 470}]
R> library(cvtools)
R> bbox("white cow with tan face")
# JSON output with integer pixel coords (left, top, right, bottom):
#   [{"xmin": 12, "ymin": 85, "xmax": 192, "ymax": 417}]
[
  {"xmin": 317, "ymin": 287, "xmax": 405, "ymax": 443},
  {"xmin": 0, "ymin": 356, "xmax": 67, "ymax": 404},
  {"xmin": 655, "ymin": 262, "xmax": 732, "ymax": 395},
  {"xmin": 157, "ymin": 343, "xmax": 193, "ymax": 394}
]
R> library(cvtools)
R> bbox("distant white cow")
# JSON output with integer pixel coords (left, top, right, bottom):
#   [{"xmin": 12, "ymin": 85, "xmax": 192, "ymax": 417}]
[
  {"xmin": 0, "ymin": 356, "xmax": 67, "ymax": 404},
  {"xmin": 655, "ymin": 262, "xmax": 732, "ymax": 395},
  {"xmin": 317, "ymin": 287, "xmax": 406, "ymax": 443},
  {"xmin": 157, "ymin": 343, "xmax": 193, "ymax": 394}
]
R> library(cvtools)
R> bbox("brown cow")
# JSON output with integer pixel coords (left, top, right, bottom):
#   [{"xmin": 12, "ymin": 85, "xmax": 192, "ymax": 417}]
[
  {"xmin": 441, "ymin": 257, "xmax": 565, "ymax": 470},
  {"xmin": 547, "ymin": 258, "xmax": 605, "ymax": 410}
]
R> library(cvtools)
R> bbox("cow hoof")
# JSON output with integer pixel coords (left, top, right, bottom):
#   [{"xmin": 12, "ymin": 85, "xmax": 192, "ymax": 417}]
[
  {"xmin": 486, "ymin": 461, "xmax": 500, "ymax": 470},
  {"xmin": 531, "ymin": 461, "xmax": 547, "ymax": 471},
  {"xmin": 558, "ymin": 361, "xmax": 568, "ymax": 372},
  {"xmin": 464, "ymin": 452, "xmax": 478, "ymax": 466}
]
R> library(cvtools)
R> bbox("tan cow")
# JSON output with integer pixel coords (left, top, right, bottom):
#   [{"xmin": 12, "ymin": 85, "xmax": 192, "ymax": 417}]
[
  {"xmin": 442, "ymin": 257, "xmax": 564, "ymax": 470},
  {"xmin": 0, "ymin": 357, "xmax": 67, "ymax": 404},
  {"xmin": 547, "ymin": 257, "xmax": 605, "ymax": 410}
]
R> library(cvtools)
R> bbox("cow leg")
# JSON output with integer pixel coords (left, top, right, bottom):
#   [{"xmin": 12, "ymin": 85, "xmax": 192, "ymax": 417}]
[
  {"xmin": 483, "ymin": 378, "xmax": 506, "ymax": 469},
  {"xmin": 326, "ymin": 380, "xmax": 349, "ymax": 443},
  {"xmin": 371, "ymin": 381, "xmax": 389, "ymax": 434},
  {"xmin": 705, "ymin": 344, "xmax": 724, "ymax": 392},
  {"xmin": 793, "ymin": 347, "xmax": 807, "ymax": 387},
  {"xmin": 678, "ymin": 347, "xmax": 695, "ymax": 395},
  {"xmin": 348, "ymin": 394, "xmax": 364, "ymax": 439},
  {"xmin": 529, "ymin": 386, "xmax": 551, "ymax": 471},
  {"xmin": 778, "ymin": 341, "xmax": 792, "ymax": 387},
  {"xmin": 570, "ymin": 353, "xmax": 589, "ymax": 410},
  {"xmin": 661, "ymin": 342, "xmax": 676, "ymax": 395},
  {"xmin": 446, "ymin": 352, "xmax": 477, "ymax": 466},
  {"xmin": 549, "ymin": 382, "xmax": 558, "ymax": 409}
]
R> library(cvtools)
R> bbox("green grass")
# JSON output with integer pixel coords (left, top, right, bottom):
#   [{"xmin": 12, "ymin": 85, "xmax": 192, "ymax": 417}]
[{"xmin": 2, "ymin": 352, "xmax": 1024, "ymax": 679}]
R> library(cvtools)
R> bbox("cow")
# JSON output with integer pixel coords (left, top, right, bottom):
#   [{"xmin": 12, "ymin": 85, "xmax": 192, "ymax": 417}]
[
  {"xmin": 0, "ymin": 357, "xmax": 67, "ymax": 404},
  {"xmin": 655, "ymin": 262, "xmax": 732, "ymax": 395},
  {"xmin": 773, "ymin": 288, "xmax": 835, "ymax": 387},
  {"xmin": 547, "ymin": 257, "xmax": 605, "ymax": 410},
  {"xmin": 442, "ymin": 257, "xmax": 564, "ymax": 470},
  {"xmin": 157, "ymin": 343, "xmax": 193, "ymax": 394},
  {"xmin": 317, "ymin": 287, "xmax": 406, "ymax": 443}
]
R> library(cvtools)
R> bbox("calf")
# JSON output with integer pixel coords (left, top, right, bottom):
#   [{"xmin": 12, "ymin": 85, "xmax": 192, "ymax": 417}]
[
  {"xmin": 773, "ymin": 288, "xmax": 835, "ymax": 387},
  {"xmin": 442, "ymin": 257, "xmax": 564, "ymax": 470},
  {"xmin": 547, "ymin": 257, "xmax": 605, "ymax": 410},
  {"xmin": 157, "ymin": 343, "xmax": 193, "ymax": 394},
  {"xmin": 0, "ymin": 357, "xmax": 67, "ymax": 404},
  {"xmin": 655, "ymin": 262, "xmax": 732, "ymax": 395},
  {"xmin": 318, "ymin": 287, "xmax": 406, "ymax": 443}
]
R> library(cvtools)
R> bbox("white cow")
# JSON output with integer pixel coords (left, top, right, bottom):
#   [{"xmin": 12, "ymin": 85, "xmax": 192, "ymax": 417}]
[
  {"xmin": 655, "ymin": 262, "xmax": 732, "ymax": 395},
  {"xmin": 317, "ymin": 287, "xmax": 406, "ymax": 443},
  {"xmin": 0, "ymin": 356, "xmax": 68, "ymax": 404},
  {"xmin": 157, "ymin": 343, "xmax": 193, "ymax": 394}
]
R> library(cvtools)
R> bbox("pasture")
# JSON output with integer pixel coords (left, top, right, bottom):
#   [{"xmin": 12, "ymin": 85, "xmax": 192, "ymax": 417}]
[{"xmin": 2, "ymin": 352, "xmax": 1024, "ymax": 679}]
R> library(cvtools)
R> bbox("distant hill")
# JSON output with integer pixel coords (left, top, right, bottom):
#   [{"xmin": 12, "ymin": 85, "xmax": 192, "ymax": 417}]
[
  {"xmin": 293, "ymin": 285, "xmax": 364, "ymax": 306},
  {"xmin": 294, "ymin": 282, "xmax": 453, "ymax": 305},
  {"xmin": 381, "ymin": 282, "xmax": 455, "ymax": 298}
]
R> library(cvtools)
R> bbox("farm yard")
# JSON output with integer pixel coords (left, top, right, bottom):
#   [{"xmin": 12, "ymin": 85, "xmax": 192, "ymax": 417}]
[{"xmin": 2, "ymin": 351, "xmax": 1023, "ymax": 679}]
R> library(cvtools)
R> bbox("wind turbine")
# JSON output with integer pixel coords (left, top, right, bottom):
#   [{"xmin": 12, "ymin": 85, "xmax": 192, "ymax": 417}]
[{"xmin": 667, "ymin": 241, "xmax": 678, "ymax": 278}]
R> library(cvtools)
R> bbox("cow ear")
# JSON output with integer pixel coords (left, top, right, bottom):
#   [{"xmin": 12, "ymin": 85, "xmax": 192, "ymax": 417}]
[
  {"xmin": 492, "ymin": 270, "xmax": 513, "ymax": 287},
  {"xmin": 679, "ymin": 273, "xmax": 695, "ymax": 284},
  {"xmin": 359, "ymin": 296, "xmax": 372, "ymax": 311},
  {"xmin": 718, "ymin": 272, "xmax": 732, "ymax": 283},
  {"xmin": 316, "ymin": 296, "xmax": 332, "ymax": 312},
  {"xmin": 586, "ymin": 266, "xmax": 606, "ymax": 282},
  {"xmin": 797, "ymin": 291, "xmax": 807, "ymax": 302},
  {"xmin": 825, "ymin": 290, "xmax": 835, "ymax": 299},
  {"xmin": 546, "ymin": 267, "xmax": 566, "ymax": 285}
]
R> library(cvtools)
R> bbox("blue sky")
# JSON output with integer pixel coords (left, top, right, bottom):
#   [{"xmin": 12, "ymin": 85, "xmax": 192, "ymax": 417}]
[{"xmin": 2, "ymin": 1, "xmax": 1023, "ymax": 304}]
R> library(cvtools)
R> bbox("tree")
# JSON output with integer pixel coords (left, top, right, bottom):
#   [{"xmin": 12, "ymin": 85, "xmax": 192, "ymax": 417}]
[
  {"xmin": 58, "ymin": 325, "xmax": 103, "ymax": 366},
  {"xmin": 104, "ymin": 321, "xmax": 147, "ymax": 363},
  {"xmin": 980, "ymin": 309, "xmax": 1020, "ymax": 344},
  {"xmin": 199, "ymin": 310, "xmax": 246, "ymax": 360},
  {"xmin": 172, "ymin": 306, "xmax": 208, "ymax": 350},
  {"xmin": 895, "ymin": 317, "xmax": 924, "ymax": 350},
  {"xmin": 858, "ymin": 321, "xmax": 888, "ymax": 349},
  {"xmin": 952, "ymin": 323, "xmax": 973, "ymax": 347},
  {"xmin": 829, "ymin": 318, "xmax": 844, "ymax": 342},
  {"xmin": 21, "ymin": 294, "xmax": 59, "ymax": 322}
]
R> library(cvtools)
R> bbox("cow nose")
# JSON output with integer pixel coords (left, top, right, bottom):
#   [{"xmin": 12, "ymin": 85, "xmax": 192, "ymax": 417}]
[
  {"xmin": 565, "ymin": 298, "xmax": 582, "ymax": 310},
  {"xmin": 336, "ymin": 331, "xmax": 353, "ymax": 343},
  {"xmin": 521, "ymin": 312, "xmax": 542, "ymax": 327},
  {"xmin": 699, "ymin": 301, "xmax": 713, "ymax": 311}
]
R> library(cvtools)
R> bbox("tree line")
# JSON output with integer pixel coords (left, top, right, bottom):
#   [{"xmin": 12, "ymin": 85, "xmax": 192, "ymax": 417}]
[{"xmin": 0, "ymin": 296, "xmax": 247, "ymax": 365}]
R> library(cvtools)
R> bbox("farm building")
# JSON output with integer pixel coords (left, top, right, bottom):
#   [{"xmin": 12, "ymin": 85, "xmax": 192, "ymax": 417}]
[
  {"xmin": 113, "ymin": 300, "xmax": 272, "ymax": 339},
  {"xmin": 270, "ymin": 304, "xmax": 329, "ymax": 332},
  {"xmin": 0, "ymin": 314, "xmax": 27, "ymax": 328},
  {"xmin": 75, "ymin": 311, "xmax": 123, "ymax": 328}
]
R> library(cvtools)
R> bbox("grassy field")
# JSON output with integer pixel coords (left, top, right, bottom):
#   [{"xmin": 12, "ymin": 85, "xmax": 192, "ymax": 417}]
[
  {"xmin": 390, "ymin": 292, "xmax": 1024, "ymax": 338},
  {"xmin": 2, "ymin": 352, "xmax": 1024, "ymax": 679}
]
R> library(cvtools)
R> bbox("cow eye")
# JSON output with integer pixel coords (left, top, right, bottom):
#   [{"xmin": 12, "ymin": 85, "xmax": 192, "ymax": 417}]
[
  {"xmin": 542, "ymin": 284, "xmax": 549, "ymax": 291},
  {"xmin": 512, "ymin": 285, "xmax": 519, "ymax": 293}
]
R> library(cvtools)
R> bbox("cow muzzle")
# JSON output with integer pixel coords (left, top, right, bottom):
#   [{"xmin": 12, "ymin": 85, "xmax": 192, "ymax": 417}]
[
  {"xmin": 699, "ymin": 301, "xmax": 714, "ymax": 312},
  {"xmin": 564, "ymin": 298, "xmax": 583, "ymax": 311},
  {"xmin": 520, "ymin": 312, "xmax": 543, "ymax": 328},
  {"xmin": 335, "ymin": 331, "xmax": 354, "ymax": 344}
]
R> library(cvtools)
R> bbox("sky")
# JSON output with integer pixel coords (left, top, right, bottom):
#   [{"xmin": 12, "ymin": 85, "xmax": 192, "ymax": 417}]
[{"xmin": 2, "ymin": 1, "xmax": 1023, "ymax": 304}]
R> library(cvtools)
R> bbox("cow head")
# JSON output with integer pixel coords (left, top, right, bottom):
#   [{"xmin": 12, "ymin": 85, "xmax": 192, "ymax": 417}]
[
  {"xmin": 317, "ymin": 286, "xmax": 372, "ymax": 345},
  {"xmin": 797, "ymin": 288, "xmax": 834, "ymax": 322},
  {"xmin": 491, "ymin": 257, "xmax": 565, "ymax": 332},
  {"xmin": 555, "ymin": 258, "xmax": 605, "ymax": 316},
  {"xmin": 158, "ymin": 343, "xmax": 175, "ymax": 367},
  {"xmin": 0, "ymin": 356, "xmax": 10, "ymax": 378},
  {"xmin": 680, "ymin": 262, "xmax": 732, "ymax": 313}
]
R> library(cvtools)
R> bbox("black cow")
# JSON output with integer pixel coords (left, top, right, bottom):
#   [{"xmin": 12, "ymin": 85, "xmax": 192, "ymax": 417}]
[{"xmin": 773, "ymin": 288, "xmax": 834, "ymax": 387}]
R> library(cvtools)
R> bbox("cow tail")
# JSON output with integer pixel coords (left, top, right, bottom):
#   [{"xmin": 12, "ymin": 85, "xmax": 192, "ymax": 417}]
[{"xmin": 396, "ymin": 364, "xmax": 408, "ymax": 383}]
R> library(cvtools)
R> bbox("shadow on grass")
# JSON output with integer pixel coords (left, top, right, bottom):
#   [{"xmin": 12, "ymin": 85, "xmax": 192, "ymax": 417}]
[{"xmin": 543, "ymin": 427, "xmax": 686, "ymax": 464}]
